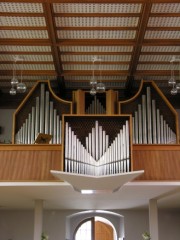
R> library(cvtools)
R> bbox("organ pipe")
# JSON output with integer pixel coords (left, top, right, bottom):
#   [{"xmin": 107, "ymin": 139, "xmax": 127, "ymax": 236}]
[{"xmin": 64, "ymin": 119, "xmax": 130, "ymax": 176}]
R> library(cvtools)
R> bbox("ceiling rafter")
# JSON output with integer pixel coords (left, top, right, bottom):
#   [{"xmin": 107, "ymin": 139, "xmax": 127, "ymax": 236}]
[
  {"xmin": 129, "ymin": 1, "xmax": 152, "ymax": 75},
  {"xmin": 42, "ymin": 2, "xmax": 62, "ymax": 75}
]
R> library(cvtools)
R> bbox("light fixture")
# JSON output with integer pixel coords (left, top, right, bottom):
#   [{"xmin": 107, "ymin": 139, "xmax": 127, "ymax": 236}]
[
  {"xmin": 90, "ymin": 57, "xmax": 105, "ymax": 95},
  {"xmin": 10, "ymin": 56, "xmax": 26, "ymax": 95},
  {"xmin": 168, "ymin": 56, "xmax": 180, "ymax": 95},
  {"xmin": 96, "ymin": 59, "xmax": 106, "ymax": 93}
]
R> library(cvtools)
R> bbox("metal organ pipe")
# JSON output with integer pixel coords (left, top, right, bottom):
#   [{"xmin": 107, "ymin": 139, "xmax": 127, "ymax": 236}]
[
  {"xmin": 15, "ymin": 83, "xmax": 62, "ymax": 144},
  {"xmin": 132, "ymin": 87, "xmax": 176, "ymax": 144},
  {"xmin": 64, "ymin": 120, "xmax": 130, "ymax": 176}
]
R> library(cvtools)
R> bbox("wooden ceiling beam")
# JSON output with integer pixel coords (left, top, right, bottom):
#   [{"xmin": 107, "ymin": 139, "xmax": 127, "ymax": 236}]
[
  {"xmin": 143, "ymin": 40, "xmax": 180, "ymax": 46},
  {"xmin": 0, "ymin": 52, "xmax": 52, "ymax": 55},
  {"xmin": 129, "ymin": 2, "xmax": 152, "ymax": 75},
  {"xmin": 61, "ymin": 61, "xmax": 130, "ymax": 65},
  {"xmin": 43, "ymin": 2, "xmax": 62, "ymax": 75},
  {"xmin": 141, "ymin": 52, "xmax": 180, "ymax": 55},
  {"xmin": 60, "ymin": 52, "xmax": 132, "ymax": 55},
  {"xmin": 0, "ymin": 39, "xmax": 51, "ymax": 45},
  {"xmin": 62, "ymin": 70, "xmax": 129, "ymax": 76},
  {"xmin": 48, "ymin": 0, "xmax": 145, "ymax": 3},
  {"xmin": 0, "ymin": 26, "xmax": 47, "ymax": 30},
  {"xmin": 1, "ymin": 70, "xmax": 56, "ymax": 76},
  {"xmin": 56, "ymin": 26, "xmax": 138, "ymax": 31},
  {"xmin": 54, "ymin": 13, "xmax": 141, "ymax": 17},
  {"xmin": 57, "ymin": 39, "xmax": 136, "ymax": 46}
]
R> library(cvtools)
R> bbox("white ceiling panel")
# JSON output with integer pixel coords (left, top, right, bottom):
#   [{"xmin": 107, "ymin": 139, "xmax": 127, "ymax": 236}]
[
  {"xmin": 64, "ymin": 76, "xmax": 127, "ymax": 81},
  {"xmin": 0, "ymin": 45, "xmax": 52, "ymax": 52},
  {"xmin": 59, "ymin": 46, "xmax": 133, "ymax": 52},
  {"xmin": 55, "ymin": 17, "xmax": 139, "ymax": 27},
  {"xmin": 0, "ymin": 2, "xmax": 43, "ymax": 13},
  {"xmin": 0, "ymin": 16, "xmax": 46, "ymax": 27},
  {"xmin": 53, "ymin": 3, "xmax": 142, "ymax": 13},
  {"xmin": 137, "ymin": 64, "xmax": 172, "ymax": 71},
  {"xmin": 145, "ymin": 31, "xmax": 180, "ymax": 39},
  {"xmin": 139, "ymin": 55, "xmax": 172, "ymax": 62},
  {"xmin": 57, "ymin": 30, "xmax": 136, "ymax": 39},
  {"xmin": 0, "ymin": 64, "xmax": 55, "ymax": 71},
  {"xmin": 0, "ymin": 30, "xmax": 49, "ymax": 39},
  {"xmin": 148, "ymin": 17, "xmax": 180, "ymax": 27},
  {"xmin": 61, "ymin": 55, "xmax": 131, "ymax": 62},
  {"xmin": 151, "ymin": 3, "xmax": 180, "ymax": 13},
  {"xmin": 63, "ymin": 64, "xmax": 129, "ymax": 71},
  {"xmin": 0, "ymin": 55, "xmax": 53, "ymax": 62},
  {"xmin": 141, "ymin": 46, "xmax": 180, "ymax": 52}
]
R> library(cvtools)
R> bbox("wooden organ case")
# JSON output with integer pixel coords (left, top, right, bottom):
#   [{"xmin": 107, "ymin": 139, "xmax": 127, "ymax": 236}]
[{"xmin": 0, "ymin": 80, "xmax": 180, "ymax": 181}]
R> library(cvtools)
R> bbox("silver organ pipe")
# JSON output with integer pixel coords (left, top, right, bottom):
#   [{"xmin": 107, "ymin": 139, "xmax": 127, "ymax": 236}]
[
  {"xmin": 15, "ymin": 83, "xmax": 63, "ymax": 144},
  {"xmin": 35, "ymin": 97, "xmax": 40, "ymax": 139},
  {"xmin": 85, "ymin": 97, "xmax": 106, "ymax": 114},
  {"xmin": 64, "ymin": 120, "xmax": 130, "ymax": 176},
  {"xmin": 132, "ymin": 87, "xmax": 176, "ymax": 144},
  {"xmin": 45, "ymin": 91, "xmax": 49, "ymax": 134},
  {"xmin": 40, "ymin": 83, "xmax": 45, "ymax": 133}
]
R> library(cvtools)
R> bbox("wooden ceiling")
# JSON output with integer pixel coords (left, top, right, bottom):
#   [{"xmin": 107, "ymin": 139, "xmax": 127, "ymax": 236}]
[{"xmin": 0, "ymin": 0, "xmax": 180, "ymax": 107}]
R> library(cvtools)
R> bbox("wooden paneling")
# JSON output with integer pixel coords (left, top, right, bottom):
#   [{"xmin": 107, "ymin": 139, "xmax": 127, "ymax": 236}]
[
  {"xmin": 0, "ymin": 144, "xmax": 180, "ymax": 181},
  {"xmin": 133, "ymin": 144, "xmax": 180, "ymax": 180},
  {"xmin": 0, "ymin": 144, "xmax": 62, "ymax": 181}
]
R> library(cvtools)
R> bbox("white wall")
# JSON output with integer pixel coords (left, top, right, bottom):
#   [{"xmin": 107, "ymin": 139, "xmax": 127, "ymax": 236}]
[
  {"xmin": 0, "ymin": 209, "xmax": 179, "ymax": 240},
  {"xmin": 0, "ymin": 109, "xmax": 15, "ymax": 143}
]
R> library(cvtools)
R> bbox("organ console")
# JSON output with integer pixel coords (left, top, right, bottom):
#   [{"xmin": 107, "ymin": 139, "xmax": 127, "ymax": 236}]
[{"xmin": 11, "ymin": 79, "xmax": 179, "ymax": 177}]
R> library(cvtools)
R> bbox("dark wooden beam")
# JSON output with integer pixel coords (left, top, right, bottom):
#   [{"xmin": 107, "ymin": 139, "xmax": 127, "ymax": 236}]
[
  {"xmin": 129, "ymin": 2, "xmax": 152, "ymax": 75},
  {"xmin": 42, "ymin": 2, "xmax": 62, "ymax": 75}
]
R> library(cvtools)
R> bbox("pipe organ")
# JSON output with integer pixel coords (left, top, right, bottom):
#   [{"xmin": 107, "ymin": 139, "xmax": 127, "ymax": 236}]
[
  {"xmin": 119, "ymin": 81, "xmax": 179, "ymax": 144},
  {"xmin": 13, "ymin": 81, "xmax": 72, "ymax": 144},
  {"xmin": 12, "ymin": 80, "xmax": 179, "ymax": 177},
  {"xmin": 63, "ymin": 115, "xmax": 132, "ymax": 176},
  {"xmin": 85, "ymin": 96, "xmax": 106, "ymax": 114}
]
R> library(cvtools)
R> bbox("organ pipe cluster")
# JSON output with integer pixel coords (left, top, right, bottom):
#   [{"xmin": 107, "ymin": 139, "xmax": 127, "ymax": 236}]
[
  {"xmin": 64, "ymin": 120, "xmax": 130, "ymax": 176},
  {"xmin": 15, "ymin": 84, "xmax": 62, "ymax": 144},
  {"xmin": 85, "ymin": 97, "xmax": 106, "ymax": 114},
  {"xmin": 132, "ymin": 87, "xmax": 176, "ymax": 144}
]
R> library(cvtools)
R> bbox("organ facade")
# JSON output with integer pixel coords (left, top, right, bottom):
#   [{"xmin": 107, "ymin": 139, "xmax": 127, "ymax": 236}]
[{"xmin": 0, "ymin": 79, "xmax": 179, "ymax": 182}]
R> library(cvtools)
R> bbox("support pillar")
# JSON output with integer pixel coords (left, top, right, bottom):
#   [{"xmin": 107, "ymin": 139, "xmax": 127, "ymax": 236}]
[
  {"xmin": 33, "ymin": 199, "xmax": 43, "ymax": 240},
  {"xmin": 149, "ymin": 199, "xmax": 159, "ymax": 240}
]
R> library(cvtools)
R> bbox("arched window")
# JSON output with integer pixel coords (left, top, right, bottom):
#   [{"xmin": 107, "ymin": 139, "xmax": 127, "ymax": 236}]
[{"xmin": 74, "ymin": 216, "xmax": 117, "ymax": 240}]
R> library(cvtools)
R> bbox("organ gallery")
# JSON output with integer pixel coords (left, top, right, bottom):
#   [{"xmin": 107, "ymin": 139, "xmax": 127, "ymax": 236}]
[{"xmin": 11, "ymin": 79, "xmax": 179, "ymax": 178}]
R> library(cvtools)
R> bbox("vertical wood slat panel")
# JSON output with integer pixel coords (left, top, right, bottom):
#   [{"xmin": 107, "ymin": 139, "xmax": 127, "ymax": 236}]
[
  {"xmin": 133, "ymin": 145, "xmax": 180, "ymax": 180},
  {"xmin": 0, "ymin": 145, "xmax": 62, "ymax": 181},
  {"xmin": 0, "ymin": 144, "xmax": 180, "ymax": 181}
]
